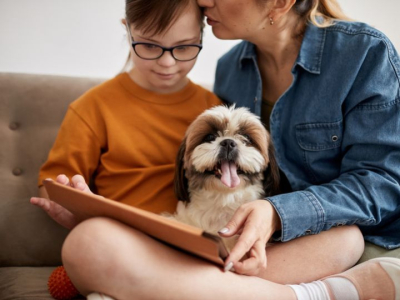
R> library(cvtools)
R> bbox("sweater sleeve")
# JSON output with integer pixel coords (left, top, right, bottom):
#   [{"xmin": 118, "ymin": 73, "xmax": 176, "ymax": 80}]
[{"xmin": 38, "ymin": 106, "xmax": 103, "ymax": 187}]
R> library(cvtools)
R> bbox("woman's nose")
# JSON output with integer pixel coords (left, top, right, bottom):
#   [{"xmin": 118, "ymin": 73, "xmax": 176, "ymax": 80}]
[{"xmin": 197, "ymin": 0, "xmax": 213, "ymax": 8}]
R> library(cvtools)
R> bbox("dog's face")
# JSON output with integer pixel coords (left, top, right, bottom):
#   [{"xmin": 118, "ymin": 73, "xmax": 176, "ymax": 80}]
[{"xmin": 175, "ymin": 106, "xmax": 281, "ymax": 201}]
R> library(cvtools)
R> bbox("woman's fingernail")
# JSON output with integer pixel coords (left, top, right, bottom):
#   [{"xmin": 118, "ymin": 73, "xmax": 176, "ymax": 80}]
[
  {"xmin": 219, "ymin": 228, "xmax": 229, "ymax": 234},
  {"xmin": 224, "ymin": 261, "xmax": 234, "ymax": 272}
]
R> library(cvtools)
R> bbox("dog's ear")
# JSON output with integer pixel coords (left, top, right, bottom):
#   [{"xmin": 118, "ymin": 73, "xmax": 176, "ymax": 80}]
[
  {"xmin": 263, "ymin": 143, "xmax": 282, "ymax": 197},
  {"xmin": 174, "ymin": 138, "xmax": 190, "ymax": 202}
]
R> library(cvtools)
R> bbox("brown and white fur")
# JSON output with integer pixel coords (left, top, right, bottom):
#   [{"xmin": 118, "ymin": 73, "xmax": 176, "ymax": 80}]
[{"xmin": 171, "ymin": 105, "xmax": 281, "ymax": 251}]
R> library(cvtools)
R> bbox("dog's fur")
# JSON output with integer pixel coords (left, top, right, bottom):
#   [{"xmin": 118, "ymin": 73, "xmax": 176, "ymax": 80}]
[{"xmin": 169, "ymin": 105, "xmax": 282, "ymax": 250}]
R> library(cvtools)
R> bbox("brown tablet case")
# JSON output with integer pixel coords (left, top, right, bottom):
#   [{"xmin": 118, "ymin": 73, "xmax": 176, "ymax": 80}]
[{"xmin": 43, "ymin": 180, "xmax": 228, "ymax": 266}]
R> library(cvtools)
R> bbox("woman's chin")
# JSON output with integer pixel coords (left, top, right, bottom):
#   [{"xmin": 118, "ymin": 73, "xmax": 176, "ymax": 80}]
[{"xmin": 210, "ymin": 27, "xmax": 238, "ymax": 40}]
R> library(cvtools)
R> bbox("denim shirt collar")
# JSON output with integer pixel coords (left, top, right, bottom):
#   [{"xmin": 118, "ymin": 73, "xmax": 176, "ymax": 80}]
[{"xmin": 238, "ymin": 23, "xmax": 326, "ymax": 75}]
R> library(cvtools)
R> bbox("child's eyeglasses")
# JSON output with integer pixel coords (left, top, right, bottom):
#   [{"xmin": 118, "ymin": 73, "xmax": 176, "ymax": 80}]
[{"xmin": 126, "ymin": 23, "xmax": 203, "ymax": 62}]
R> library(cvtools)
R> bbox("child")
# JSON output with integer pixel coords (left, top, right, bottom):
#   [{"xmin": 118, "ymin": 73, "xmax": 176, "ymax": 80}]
[{"xmin": 31, "ymin": 0, "xmax": 221, "ymax": 228}]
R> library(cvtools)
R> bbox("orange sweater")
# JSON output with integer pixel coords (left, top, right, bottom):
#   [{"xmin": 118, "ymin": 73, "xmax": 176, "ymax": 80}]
[{"xmin": 39, "ymin": 73, "xmax": 221, "ymax": 214}]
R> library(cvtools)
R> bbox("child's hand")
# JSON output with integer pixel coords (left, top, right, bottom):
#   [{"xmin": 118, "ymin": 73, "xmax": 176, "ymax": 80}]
[{"xmin": 30, "ymin": 174, "xmax": 92, "ymax": 229}]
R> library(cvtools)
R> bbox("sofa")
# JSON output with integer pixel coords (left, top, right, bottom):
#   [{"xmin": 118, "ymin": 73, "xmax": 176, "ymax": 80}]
[
  {"xmin": 0, "ymin": 72, "xmax": 103, "ymax": 299},
  {"xmin": 0, "ymin": 72, "xmax": 399, "ymax": 300}
]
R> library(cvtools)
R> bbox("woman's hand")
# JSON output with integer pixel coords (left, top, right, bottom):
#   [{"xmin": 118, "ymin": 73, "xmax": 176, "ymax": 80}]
[
  {"xmin": 219, "ymin": 200, "xmax": 281, "ymax": 276},
  {"xmin": 30, "ymin": 174, "xmax": 93, "ymax": 230}
]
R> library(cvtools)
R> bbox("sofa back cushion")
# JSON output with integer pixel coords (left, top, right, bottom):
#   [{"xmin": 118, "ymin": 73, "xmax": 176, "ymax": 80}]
[{"xmin": 0, "ymin": 72, "xmax": 104, "ymax": 266}]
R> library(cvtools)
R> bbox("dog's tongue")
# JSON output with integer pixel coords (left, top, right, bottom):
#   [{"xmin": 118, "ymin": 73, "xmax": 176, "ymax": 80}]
[{"xmin": 221, "ymin": 161, "xmax": 240, "ymax": 188}]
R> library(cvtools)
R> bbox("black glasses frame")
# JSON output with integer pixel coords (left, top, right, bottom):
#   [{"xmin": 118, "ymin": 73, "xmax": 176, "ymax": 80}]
[{"xmin": 126, "ymin": 23, "xmax": 203, "ymax": 62}]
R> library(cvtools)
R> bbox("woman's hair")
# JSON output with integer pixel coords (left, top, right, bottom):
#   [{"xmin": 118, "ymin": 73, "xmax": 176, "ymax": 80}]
[
  {"xmin": 125, "ymin": 0, "xmax": 204, "ymax": 35},
  {"xmin": 293, "ymin": 0, "xmax": 352, "ymax": 27}
]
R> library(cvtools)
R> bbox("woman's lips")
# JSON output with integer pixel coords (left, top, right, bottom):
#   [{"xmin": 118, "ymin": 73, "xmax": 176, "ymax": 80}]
[{"xmin": 206, "ymin": 17, "xmax": 218, "ymax": 26}]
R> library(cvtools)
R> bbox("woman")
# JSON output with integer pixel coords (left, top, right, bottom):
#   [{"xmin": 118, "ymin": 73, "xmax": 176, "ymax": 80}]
[
  {"xmin": 205, "ymin": 0, "xmax": 400, "ymax": 277},
  {"xmin": 36, "ymin": 0, "xmax": 400, "ymax": 299}
]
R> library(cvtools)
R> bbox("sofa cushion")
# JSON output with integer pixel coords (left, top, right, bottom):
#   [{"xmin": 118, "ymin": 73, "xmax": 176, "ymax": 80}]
[
  {"xmin": 359, "ymin": 242, "xmax": 400, "ymax": 263},
  {"xmin": 0, "ymin": 73, "xmax": 104, "ymax": 267}
]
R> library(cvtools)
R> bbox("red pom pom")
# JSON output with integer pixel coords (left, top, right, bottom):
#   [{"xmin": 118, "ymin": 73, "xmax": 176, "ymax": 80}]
[{"xmin": 48, "ymin": 266, "xmax": 79, "ymax": 300}]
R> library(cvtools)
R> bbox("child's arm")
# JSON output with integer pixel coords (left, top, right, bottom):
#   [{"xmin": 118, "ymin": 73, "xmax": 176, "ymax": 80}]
[{"xmin": 31, "ymin": 174, "xmax": 92, "ymax": 229}]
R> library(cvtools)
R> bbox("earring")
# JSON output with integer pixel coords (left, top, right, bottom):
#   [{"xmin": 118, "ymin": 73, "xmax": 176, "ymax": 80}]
[{"xmin": 270, "ymin": 17, "xmax": 274, "ymax": 25}]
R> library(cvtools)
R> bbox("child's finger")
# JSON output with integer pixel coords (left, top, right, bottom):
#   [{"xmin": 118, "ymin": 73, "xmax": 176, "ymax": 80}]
[
  {"xmin": 56, "ymin": 174, "xmax": 70, "ymax": 186},
  {"xmin": 30, "ymin": 197, "xmax": 38, "ymax": 205},
  {"xmin": 30, "ymin": 197, "xmax": 51, "ymax": 212},
  {"xmin": 71, "ymin": 174, "xmax": 92, "ymax": 194}
]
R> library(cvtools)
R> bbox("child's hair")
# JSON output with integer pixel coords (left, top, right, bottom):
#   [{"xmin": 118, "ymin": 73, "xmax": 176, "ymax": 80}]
[
  {"xmin": 293, "ymin": 0, "xmax": 352, "ymax": 27},
  {"xmin": 125, "ymin": 0, "xmax": 204, "ymax": 36},
  {"xmin": 121, "ymin": 0, "xmax": 204, "ymax": 72}
]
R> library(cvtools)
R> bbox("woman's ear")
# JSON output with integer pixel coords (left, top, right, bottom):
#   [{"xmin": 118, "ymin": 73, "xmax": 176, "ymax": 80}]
[
  {"xmin": 121, "ymin": 18, "xmax": 127, "ymax": 26},
  {"xmin": 174, "ymin": 138, "xmax": 190, "ymax": 202},
  {"xmin": 269, "ymin": 0, "xmax": 297, "ymax": 22}
]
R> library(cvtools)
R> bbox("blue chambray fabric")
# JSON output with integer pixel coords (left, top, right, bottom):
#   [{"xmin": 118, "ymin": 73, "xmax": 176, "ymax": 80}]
[{"xmin": 214, "ymin": 21, "xmax": 400, "ymax": 249}]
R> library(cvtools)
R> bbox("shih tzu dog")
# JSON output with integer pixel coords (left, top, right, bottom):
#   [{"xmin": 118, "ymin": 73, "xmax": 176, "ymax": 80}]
[{"xmin": 169, "ymin": 105, "xmax": 282, "ymax": 251}]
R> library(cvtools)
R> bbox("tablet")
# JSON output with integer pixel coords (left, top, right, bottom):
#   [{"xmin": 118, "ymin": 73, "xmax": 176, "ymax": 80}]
[{"xmin": 43, "ymin": 179, "xmax": 228, "ymax": 266}]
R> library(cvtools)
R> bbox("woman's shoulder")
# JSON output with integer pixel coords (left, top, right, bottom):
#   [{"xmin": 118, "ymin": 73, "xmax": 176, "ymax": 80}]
[
  {"xmin": 328, "ymin": 20, "xmax": 388, "ymax": 39},
  {"xmin": 326, "ymin": 21, "xmax": 398, "ymax": 54},
  {"xmin": 325, "ymin": 21, "xmax": 400, "ymax": 77},
  {"xmin": 320, "ymin": 21, "xmax": 400, "ymax": 108}
]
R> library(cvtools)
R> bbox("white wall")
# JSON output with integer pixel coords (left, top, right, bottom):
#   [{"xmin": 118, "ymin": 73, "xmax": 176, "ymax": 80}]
[{"xmin": 0, "ymin": 0, "xmax": 399, "ymax": 87}]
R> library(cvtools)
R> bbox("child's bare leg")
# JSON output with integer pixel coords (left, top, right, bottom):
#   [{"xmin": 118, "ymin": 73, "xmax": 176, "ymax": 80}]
[
  {"xmin": 62, "ymin": 217, "xmax": 296, "ymax": 300},
  {"xmin": 261, "ymin": 225, "xmax": 364, "ymax": 284}
]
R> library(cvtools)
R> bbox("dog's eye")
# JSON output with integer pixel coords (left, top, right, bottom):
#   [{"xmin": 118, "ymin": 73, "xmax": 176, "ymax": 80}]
[
  {"xmin": 203, "ymin": 134, "xmax": 216, "ymax": 143},
  {"xmin": 242, "ymin": 134, "xmax": 253, "ymax": 145}
]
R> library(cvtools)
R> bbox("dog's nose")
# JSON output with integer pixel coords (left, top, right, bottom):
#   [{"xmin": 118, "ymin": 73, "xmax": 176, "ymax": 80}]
[
  {"xmin": 219, "ymin": 139, "xmax": 238, "ymax": 161},
  {"xmin": 220, "ymin": 139, "xmax": 237, "ymax": 149}
]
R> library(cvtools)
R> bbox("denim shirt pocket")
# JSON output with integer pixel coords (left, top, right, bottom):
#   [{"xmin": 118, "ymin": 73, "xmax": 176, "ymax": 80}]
[{"xmin": 295, "ymin": 120, "xmax": 343, "ymax": 184}]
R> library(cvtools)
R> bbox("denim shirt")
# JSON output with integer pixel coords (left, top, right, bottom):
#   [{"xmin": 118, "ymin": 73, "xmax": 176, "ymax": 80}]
[{"xmin": 214, "ymin": 21, "xmax": 400, "ymax": 249}]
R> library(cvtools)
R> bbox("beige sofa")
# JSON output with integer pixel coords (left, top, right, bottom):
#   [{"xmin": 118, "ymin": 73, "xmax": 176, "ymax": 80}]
[
  {"xmin": 0, "ymin": 72, "xmax": 399, "ymax": 299},
  {"xmin": 0, "ymin": 73, "xmax": 102, "ymax": 299}
]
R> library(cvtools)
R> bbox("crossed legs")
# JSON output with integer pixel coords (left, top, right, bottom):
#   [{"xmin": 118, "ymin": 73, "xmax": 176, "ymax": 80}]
[{"xmin": 62, "ymin": 217, "xmax": 364, "ymax": 299}]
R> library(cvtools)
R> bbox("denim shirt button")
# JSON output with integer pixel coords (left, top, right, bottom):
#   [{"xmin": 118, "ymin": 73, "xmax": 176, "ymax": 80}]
[
  {"xmin": 254, "ymin": 97, "xmax": 258, "ymax": 103},
  {"xmin": 305, "ymin": 230, "xmax": 312, "ymax": 234},
  {"xmin": 331, "ymin": 135, "xmax": 339, "ymax": 142}
]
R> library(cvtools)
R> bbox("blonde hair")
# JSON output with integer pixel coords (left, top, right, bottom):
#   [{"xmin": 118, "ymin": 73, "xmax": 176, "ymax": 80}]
[{"xmin": 294, "ymin": 0, "xmax": 352, "ymax": 27}]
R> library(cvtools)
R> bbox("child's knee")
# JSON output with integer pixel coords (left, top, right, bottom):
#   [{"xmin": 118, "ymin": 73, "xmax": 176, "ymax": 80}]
[
  {"xmin": 63, "ymin": 218, "xmax": 110, "ymax": 256},
  {"xmin": 61, "ymin": 217, "xmax": 119, "ymax": 294}
]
